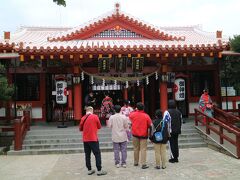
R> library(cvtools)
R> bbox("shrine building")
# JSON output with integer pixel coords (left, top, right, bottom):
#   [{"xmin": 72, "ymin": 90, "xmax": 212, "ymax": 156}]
[{"xmin": 0, "ymin": 4, "xmax": 230, "ymax": 122}]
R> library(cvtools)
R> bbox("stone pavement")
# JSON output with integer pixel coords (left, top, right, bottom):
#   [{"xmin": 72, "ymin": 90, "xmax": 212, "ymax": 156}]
[{"xmin": 0, "ymin": 148, "xmax": 240, "ymax": 180}]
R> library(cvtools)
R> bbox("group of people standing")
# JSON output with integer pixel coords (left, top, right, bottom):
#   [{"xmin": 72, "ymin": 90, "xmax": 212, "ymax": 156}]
[{"xmin": 79, "ymin": 98, "xmax": 182, "ymax": 176}]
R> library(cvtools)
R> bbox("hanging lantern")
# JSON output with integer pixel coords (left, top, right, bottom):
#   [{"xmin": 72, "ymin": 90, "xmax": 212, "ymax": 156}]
[
  {"xmin": 137, "ymin": 80, "xmax": 140, "ymax": 86},
  {"xmin": 126, "ymin": 81, "xmax": 129, "ymax": 88},
  {"xmin": 81, "ymin": 72, "xmax": 84, "ymax": 81},
  {"xmin": 90, "ymin": 76, "xmax": 94, "ymax": 84},
  {"xmin": 146, "ymin": 76, "xmax": 149, "ymax": 85},
  {"xmin": 155, "ymin": 72, "xmax": 158, "ymax": 80}
]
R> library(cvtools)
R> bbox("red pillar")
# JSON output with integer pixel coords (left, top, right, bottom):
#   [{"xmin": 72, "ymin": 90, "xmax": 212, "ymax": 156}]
[
  {"xmin": 123, "ymin": 88, "xmax": 128, "ymax": 100},
  {"xmin": 160, "ymin": 82, "xmax": 168, "ymax": 112},
  {"xmin": 141, "ymin": 86, "xmax": 144, "ymax": 104},
  {"xmin": 74, "ymin": 84, "xmax": 82, "ymax": 121},
  {"xmin": 73, "ymin": 66, "xmax": 82, "ymax": 121}
]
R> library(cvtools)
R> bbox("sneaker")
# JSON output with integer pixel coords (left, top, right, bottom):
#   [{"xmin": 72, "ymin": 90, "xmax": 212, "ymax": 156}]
[
  {"xmin": 115, "ymin": 164, "xmax": 120, "ymax": 168},
  {"xmin": 97, "ymin": 170, "xmax": 107, "ymax": 176},
  {"xmin": 122, "ymin": 164, "xmax": 127, "ymax": 168},
  {"xmin": 87, "ymin": 169, "xmax": 95, "ymax": 175},
  {"xmin": 141, "ymin": 165, "xmax": 149, "ymax": 169},
  {"xmin": 155, "ymin": 166, "xmax": 160, "ymax": 169},
  {"xmin": 162, "ymin": 166, "xmax": 166, "ymax": 169}
]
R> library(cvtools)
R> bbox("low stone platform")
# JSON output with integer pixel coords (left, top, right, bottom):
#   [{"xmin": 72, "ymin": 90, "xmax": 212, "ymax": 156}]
[{"xmin": 1, "ymin": 148, "xmax": 239, "ymax": 180}]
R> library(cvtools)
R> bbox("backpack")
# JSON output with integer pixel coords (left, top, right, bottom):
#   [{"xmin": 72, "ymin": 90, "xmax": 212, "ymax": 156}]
[{"xmin": 150, "ymin": 120, "xmax": 169, "ymax": 144}]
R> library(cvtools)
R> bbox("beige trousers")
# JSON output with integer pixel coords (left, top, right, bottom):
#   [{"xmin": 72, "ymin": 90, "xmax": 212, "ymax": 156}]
[
  {"xmin": 132, "ymin": 137, "xmax": 147, "ymax": 165},
  {"xmin": 154, "ymin": 143, "xmax": 167, "ymax": 168}
]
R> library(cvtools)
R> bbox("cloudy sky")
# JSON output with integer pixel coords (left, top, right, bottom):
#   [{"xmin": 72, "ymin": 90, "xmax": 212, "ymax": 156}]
[{"xmin": 0, "ymin": 0, "xmax": 239, "ymax": 38}]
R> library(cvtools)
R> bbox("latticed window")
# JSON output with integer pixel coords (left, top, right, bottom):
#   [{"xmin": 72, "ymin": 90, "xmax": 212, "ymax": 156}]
[
  {"xmin": 92, "ymin": 28, "xmax": 143, "ymax": 38},
  {"xmin": 14, "ymin": 74, "xmax": 40, "ymax": 101}
]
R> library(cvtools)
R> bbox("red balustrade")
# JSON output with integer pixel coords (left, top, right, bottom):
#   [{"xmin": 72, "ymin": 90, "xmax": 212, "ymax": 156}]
[
  {"xmin": 14, "ymin": 110, "xmax": 31, "ymax": 151},
  {"xmin": 195, "ymin": 108, "xmax": 240, "ymax": 159}
]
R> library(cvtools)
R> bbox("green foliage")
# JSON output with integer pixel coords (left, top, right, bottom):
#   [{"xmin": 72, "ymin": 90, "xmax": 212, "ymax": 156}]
[
  {"xmin": 230, "ymin": 35, "xmax": 240, "ymax": 53},
  {"xmin": 0, "ymin": 64, "xmax": 14, "ymax": 101},
  {"xmin": 53, "ymin": 0, "xmax": 66, "ymax": 7},
  {"xmin": 220, "ymin": 56, "xmax": 240, "ymax": 95}
]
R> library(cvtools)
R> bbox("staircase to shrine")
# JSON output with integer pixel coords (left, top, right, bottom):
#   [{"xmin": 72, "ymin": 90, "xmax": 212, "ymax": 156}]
[{"xmin": 7, "ymin": 120, "xmax": 206, "ymax": 155}]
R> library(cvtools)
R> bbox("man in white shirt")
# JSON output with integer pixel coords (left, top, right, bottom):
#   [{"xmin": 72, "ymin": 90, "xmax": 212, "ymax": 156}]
[{"xmin": 108, "ymin": 105, "xmax": 129, "ymax": 168}]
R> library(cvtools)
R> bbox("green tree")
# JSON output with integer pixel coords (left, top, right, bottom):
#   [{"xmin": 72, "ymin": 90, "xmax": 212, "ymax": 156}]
[
  {"xmin": 230, "ymin": 35, "xmax": 240, "ymax": 53},
  {"xmin": 53, "ymin": 0, "xmax": 66, "ymax": 7},
  {"xmin": 0, "ymin": 64, "xmax": 14, "ymax": 101},
  {"xmin": 221, "ymin": 35, "xmax": 240, "ymax": 96}
]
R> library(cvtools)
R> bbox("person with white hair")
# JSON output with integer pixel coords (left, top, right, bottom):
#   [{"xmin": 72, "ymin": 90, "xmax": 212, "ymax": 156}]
[{"xmin": 79, "ymin": 106, "xmax": 107, "ymax": 176}]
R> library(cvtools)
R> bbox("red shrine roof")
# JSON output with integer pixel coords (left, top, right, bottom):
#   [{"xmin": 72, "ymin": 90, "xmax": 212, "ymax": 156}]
[{"xmin": 0, "ymin": 4, "xmax": 228, "ymax": 54}]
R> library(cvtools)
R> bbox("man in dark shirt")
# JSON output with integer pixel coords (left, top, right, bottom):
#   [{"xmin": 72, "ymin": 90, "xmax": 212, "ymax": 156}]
[{"xmin": 167, "ymin": 100, "xmax": 182, "ymax": 163}]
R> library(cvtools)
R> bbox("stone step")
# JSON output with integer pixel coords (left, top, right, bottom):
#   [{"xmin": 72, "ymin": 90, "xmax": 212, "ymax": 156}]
[
  {"xmin": 26, "ymin": 127, "xmax": 196, "ymax": 135},
  {"xmin": 24, "ymin": 131, "xmax": 200, "ymax": 140},
  {"xmin": 8, "ymin": 142, "xmax": 207, "ymax": 155},
  {"xmin": 17, "ymin": 137, "xmax": 204, "ymax": 150},
  {"xmin": 23, "ymin": 135, "xmax": 202, "ymax": 145}
]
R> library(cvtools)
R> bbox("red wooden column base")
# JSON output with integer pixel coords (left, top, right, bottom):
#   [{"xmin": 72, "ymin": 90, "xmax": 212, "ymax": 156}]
[
  {"xmin": 160, "ymin": 82, "xmax": 168, "ymax": 112},
  {"xmin": 74, "ymin": 84, "xmax": 82, "ymax": 121}
]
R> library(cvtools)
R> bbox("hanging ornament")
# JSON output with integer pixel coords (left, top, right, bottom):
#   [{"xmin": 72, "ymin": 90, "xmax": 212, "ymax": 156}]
[
  {"xmin": 137, "ymin": 80, "xmax": 140, "ymax": 86},
  {"xmin": 146, "ymin": 76, "xmax": 149, "ymax": 85},
  {"xmin": 126, "ymin": 81, "xmax": 129, "ymax": 88},
  {"xmin": 155, "ymin": 72, "xmax": 158, "ymax": 80},
  {"xmin": 114, "ymin": 80, "xmax": 117, "ymax": 88},
  {"xmin": 90, "ymin": 76, "xmax": 94, "ymax": 84},
  {"xmin": 102, "ymin": 79, "xmax": 105, "ymax": 87},
  {"xmin": 81, "ymin": 72, "xmax": 84, "ymax": 81}
]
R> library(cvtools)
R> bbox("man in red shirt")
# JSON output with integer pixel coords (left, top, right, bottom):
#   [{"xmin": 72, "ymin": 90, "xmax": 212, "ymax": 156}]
[
  {"xmin": 129, "ymin": 102, "xmax": 152, "ymax": 169},
  {"xmin": 79, "ymin": 106, "xmax": 107, "ymax": 176}
]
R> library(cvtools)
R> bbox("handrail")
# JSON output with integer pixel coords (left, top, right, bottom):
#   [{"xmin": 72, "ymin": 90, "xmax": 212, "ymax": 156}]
[
  {"xmin": 213, "ymin": 106, "xmax": 240, "ymax": 125},
  {"xmin": 14, "ymin": 110, "xmax": 31, "ymax": 151},
  {"xmin": 194, "ymin": 108, "xmax": 240, "ymax": 158}
]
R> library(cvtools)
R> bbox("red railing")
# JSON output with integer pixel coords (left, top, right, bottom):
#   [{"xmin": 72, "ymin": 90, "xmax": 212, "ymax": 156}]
[
  {"xmin": 14, "ymin": 111, "xmax": 31, "ymax": 151},
  {"xmin": 213, "ymin": 106, "xmax": 240, "ymax": 127},
  {"xmin": 194, "ymin": 108, "xmax": 240, "ymax": 158}
]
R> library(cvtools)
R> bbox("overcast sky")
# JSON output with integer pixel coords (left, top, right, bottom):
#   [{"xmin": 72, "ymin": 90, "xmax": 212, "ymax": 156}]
[{"xmin": 0, "ymin": 0, "xmax": 239, "ymax": 38}]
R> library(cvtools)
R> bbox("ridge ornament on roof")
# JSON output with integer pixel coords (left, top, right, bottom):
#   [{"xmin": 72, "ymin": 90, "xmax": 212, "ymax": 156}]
[{"xmin": 47, "ymin": 3, "xmax": 185, "ymax": 42}]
